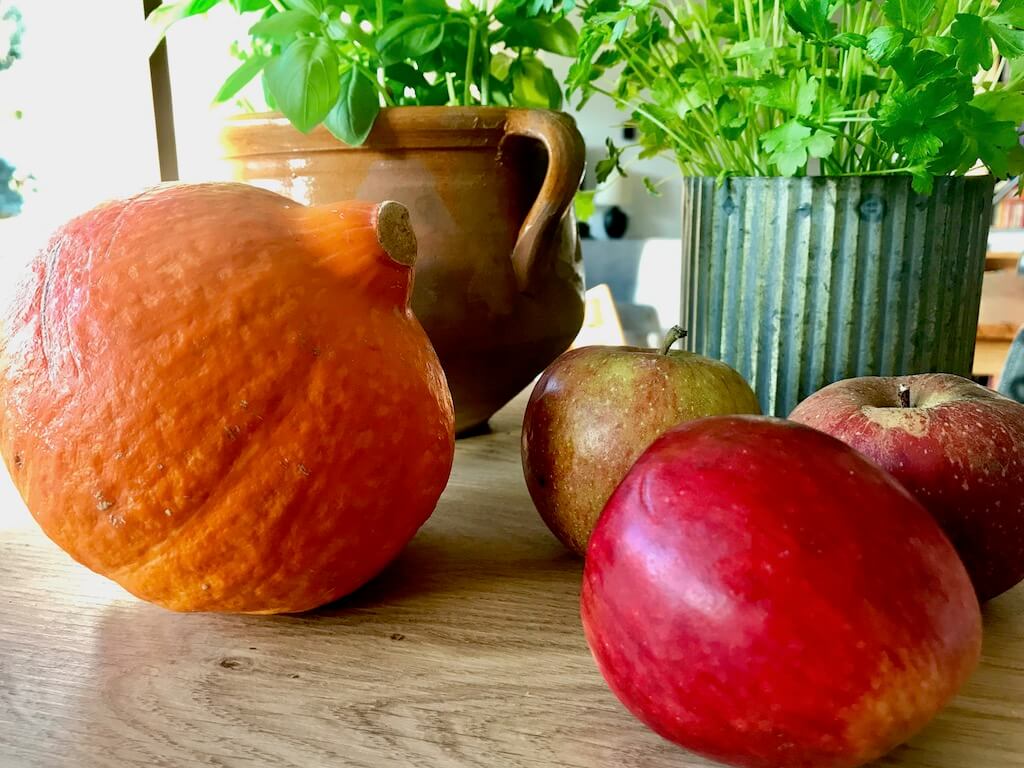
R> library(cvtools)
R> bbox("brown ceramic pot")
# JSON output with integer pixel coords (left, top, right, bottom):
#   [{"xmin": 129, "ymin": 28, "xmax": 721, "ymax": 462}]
[{"xmin": 215, "ymin": 107, "xmax": 585, "ymax": 434}]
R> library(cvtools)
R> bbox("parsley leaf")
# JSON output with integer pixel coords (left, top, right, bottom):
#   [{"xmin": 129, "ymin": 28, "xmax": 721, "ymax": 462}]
[
  {"xmin": 902, "ymin": 131, "xmax": 944, "ymax": 162},
  {"xmin": 973, "ymin": 90, "xmax": 1024, "ymax": 121},
  {"xmin": 866, "ymin": 26, "xmax": 906, "ymax": 63},
  {"xmin": 761, "ymin": 120, "xmax": 834, "ymax": 175},
  {"xmin": 986, "ymin": 19, "xmax": 1024, "ymax": 57},
  {"xmin": 595, "ymin": 137, "xmax": 626, "ymax": 183},
  {"xmin": 883, "ymin": 0, "xmax": 935, "ymax": 32},
  {"xmin": 959, "ymin": 105, "xmax": 1021, "ymax": 176},
  {"xmin": 783, "ymin": 0, "xmax": 837, "ymax": 41},
  {"xmin": 952, "ymin": 14, "xmax": 994, "ymax": 72},
  {"xmin": 989, "ymin": 0, "xmax": 1024, "ymax": 27},
  {"xmin": 985, "ymin": 0, "xmax": 1024, "ymax": 57}
]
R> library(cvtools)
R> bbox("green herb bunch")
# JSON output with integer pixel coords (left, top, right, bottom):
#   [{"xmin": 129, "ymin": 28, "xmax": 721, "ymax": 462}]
[
  {"xmin": 569, "ymin": 0, "xmax": 1024, "ymax": 192},
  {"xmin": 151, "ymin": 0, "xmax": 577, "ymax": 145}
]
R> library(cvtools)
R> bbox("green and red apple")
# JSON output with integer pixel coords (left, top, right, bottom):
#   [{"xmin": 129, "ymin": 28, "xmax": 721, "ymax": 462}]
[
  {"xmin": 790, "ymin": 373, "xmax": 1024, "ymax": 601},
  {"xmin": 521, "ymin": 327, "xmax": 760, "ymax": 555}
]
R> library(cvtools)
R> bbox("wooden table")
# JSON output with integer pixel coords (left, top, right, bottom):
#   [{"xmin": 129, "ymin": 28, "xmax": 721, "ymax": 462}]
[
  {"xmin": 1, "ymin": 396, "xmax": 1023, "ymax": 768},
  {"xmin": 975, "ymin": 268, "xmax": 1024, "ymax": 378}
]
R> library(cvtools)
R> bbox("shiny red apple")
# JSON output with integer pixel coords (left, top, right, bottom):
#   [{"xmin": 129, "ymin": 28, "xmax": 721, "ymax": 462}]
[
  {"xmin": 522, "ymin": 327, "xmax": 760, "ymax": 555},
  {"xmin": 790, "ymin": 373, "xmax": 1024, "ymax": 601},
  {"xmin": 582, "ymin": 416, "xmax": 981, "ymax": 768}
]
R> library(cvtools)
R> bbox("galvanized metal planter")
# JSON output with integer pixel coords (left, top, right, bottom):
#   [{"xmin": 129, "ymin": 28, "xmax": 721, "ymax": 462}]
[{"xmin": 681, "ymin": 175, "xmax": 994, "ymax": 416}]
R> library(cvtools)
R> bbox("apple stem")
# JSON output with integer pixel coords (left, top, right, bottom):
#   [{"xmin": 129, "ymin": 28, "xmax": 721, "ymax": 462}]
[
  {"xmin": 659, "ymin": 326, "xmax": 688, "ymax": 355},
  {"xmin": 898, "ymin": 383, "xmax": 911, "ymax": 408}
]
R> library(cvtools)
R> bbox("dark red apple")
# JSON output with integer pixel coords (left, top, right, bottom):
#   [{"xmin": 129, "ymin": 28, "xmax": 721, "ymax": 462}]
[
  {"xmin": 582, "ymin": 416, "xmax": 981, "ymax": 768},
  {"xmin": 789, "ymin": 373, "xmax": 1024, "ymax": 601},
  {"xmin": 522, "ymin": 327, "xmax": 760, "ymax": 555}
]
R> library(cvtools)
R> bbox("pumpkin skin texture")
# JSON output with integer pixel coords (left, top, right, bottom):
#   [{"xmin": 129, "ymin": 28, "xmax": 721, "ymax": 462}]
[{"xmin": 0, "ymin": 183, "xmax": 455, "ymax": 613}]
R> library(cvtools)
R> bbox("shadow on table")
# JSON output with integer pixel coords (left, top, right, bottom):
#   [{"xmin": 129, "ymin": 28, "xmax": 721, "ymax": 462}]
[{"xmin": 317, "ymin": 513, "xmax": 582, "ymax": 619}]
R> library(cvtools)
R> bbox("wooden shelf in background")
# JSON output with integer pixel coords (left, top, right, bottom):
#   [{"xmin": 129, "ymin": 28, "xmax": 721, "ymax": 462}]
[
  {"xmin": 975, "ymin": 269, "xmax": 1024, "ymax": 377},
  {"xmin": 987, "ymin": 252, "xmax": 1021, "ymax": 272}
]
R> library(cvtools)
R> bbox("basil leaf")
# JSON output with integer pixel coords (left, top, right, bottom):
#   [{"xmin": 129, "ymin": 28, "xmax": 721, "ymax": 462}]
[
  {"xmin": 261, "ymin": 69, "xmax": 278, "ymax": 110},
  {"xmin": 490, "ymin": 52, "xmax": 514, "ymax": 81},
  {"xmin": 147, "ymin": 0, "xmax": 222, "ymax": 39},
  {"xmin": 511, "ymin": 56, "xmax": 562, "ymax": 109},
  {"xmin": 283, "ymin": 0, "xmax": 322, "ymax": 13},
  {"xmin": 386, "ymin": 62, "xmax": 427, "ymax": 87},
  {"xmin": 504, "ymin": 17, "xmax": 578, "ymax": 55},
  {"xmin": 264, "ymin": 38, "xmax": 340, "ymax": 132},
  {"xmin": 376, "ymin": 15, "xmax": 445, "ymax": 66},
  {"xmin": 231, "ymin": 0, "xmax": 271, "ymax": 10},
  {"xmin": 250, "ymin": 10, "xmax": 321, "ymax": 42},
  {"xmin": 324, "ymin": 67, "xmax": 380, "ymax": 145},
  {"xmin": 402, "ymin": 0, "xmax": 449, "ymax": 14},
  {"xmin": 493, "ymin": 0, "xmax": 528, "ymax": 24},
  {"xmin": 214, "ymin": 54, "xmax": 270, "ymax": 103}
]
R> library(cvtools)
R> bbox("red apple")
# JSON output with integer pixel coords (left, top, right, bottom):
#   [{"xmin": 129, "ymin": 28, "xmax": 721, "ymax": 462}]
[
  {"xmin": 582, "ymin": 416, "xmax": 981, "ymax": 768},
  {"xmin": 522, "ymin": 327, "xmax": 760, "ymax": 555},
  {"xmin": 789, "ymin": 373, "xmax": 1024, "ymax": 602}
]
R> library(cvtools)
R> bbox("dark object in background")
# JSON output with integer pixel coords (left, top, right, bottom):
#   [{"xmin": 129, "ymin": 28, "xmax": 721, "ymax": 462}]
[{"xmin": 602, "ymin": 205, "xmax": 628, "ymax": 239}]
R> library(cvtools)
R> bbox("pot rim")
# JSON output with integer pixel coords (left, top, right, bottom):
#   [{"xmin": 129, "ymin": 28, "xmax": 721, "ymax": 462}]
[
  {"xmin": 220, "ymin": 106, "xmax": 576, "ymax": 157},
  {"xmin": 681, "ymin": 173, "xmax": 995, "ymax": 187}
]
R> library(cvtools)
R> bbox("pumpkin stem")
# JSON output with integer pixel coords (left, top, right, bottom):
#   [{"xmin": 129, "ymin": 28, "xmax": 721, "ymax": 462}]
[{"xmin": 375, "ymin": 201, "xmax": 417, "ymax": 268}]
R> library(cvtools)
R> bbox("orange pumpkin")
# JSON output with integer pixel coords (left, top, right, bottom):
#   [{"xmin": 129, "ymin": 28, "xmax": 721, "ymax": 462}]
[{"xmin": 0, "ymin": 183, "xmax": 455, "ymax": 613}]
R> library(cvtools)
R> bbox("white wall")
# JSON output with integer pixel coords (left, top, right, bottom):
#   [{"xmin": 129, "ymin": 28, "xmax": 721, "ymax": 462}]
[
  {"xmin": 164, "ymin": 5, "xmax": 260, "ymax": 180},
  {"xmin": 1, "ymin": 2, "xmax": 161, "ymax": 290},
  {"xmin": 548, "ymin": 58, "xmax": 683, "ymax": 240}
]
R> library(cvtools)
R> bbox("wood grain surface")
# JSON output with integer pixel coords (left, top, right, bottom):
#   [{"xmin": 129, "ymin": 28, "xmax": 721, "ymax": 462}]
[{"xmin": 1, "ymin": 395, "xmax": 1023, "ymax": 768}]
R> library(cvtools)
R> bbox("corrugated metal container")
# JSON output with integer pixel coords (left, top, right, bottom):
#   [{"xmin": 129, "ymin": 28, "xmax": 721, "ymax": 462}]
[{"xmin": 681, "ymin": 175, "xmax": 994, "ymax": 416}]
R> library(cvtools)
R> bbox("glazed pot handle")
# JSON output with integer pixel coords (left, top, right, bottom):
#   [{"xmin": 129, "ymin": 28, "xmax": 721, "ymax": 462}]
[{"xmin": 505, "ymin": 110, "xmax": 585, "ymax": 292}]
